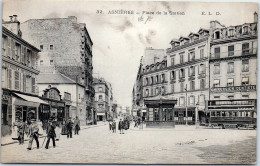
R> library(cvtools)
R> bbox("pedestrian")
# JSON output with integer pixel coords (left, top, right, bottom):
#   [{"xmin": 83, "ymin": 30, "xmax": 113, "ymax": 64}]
[
  {"xmin": 74, "ymin": 116, "xmax": 80, "ymax": 135},
  {"xmin": 55, "ymin": 122, "xmax": 61, "ymax": 141},
  {"xmin": 112, "ymin": 120, "xmax": 116, "ymax": 133},
  {"xmin": 118, "ymin": 119, "xmax": 124, "ymax": 134},
  {"xmin": 13, "ymin": 118, "xmax": 25, "ymax": 144},
  {"xmin": 45, "ymin": 120, "xmax": 56, "ymax": 149},
  {"xmin": 66, "ymin": 118, "xmax": 73, "ymax": 138},
  {"xmin": 27, "ymin": 119, "xmax": 39, "ymax": 150},
  {"xmin": 109, "ymin": 121, "xmax": 112, "ymax": 131}
]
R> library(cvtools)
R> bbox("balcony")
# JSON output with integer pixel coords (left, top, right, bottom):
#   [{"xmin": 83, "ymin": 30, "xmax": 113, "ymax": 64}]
[
  {"xmin": 211, "ymin": 85, "xmax": 256, "ymax": 93},
  {"xmin": 210, "ymin": 48, "xmax": 257, "ymax": 60}
]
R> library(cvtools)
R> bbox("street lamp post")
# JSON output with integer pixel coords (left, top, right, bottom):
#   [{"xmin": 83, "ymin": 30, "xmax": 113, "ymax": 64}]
[
  {"xmin": 195, "ymin": 102, "xmax": 199, "ymax": 129},
  {"xmin": 185, "ymin": 84, "xmax": 188, "ymax": 126}
]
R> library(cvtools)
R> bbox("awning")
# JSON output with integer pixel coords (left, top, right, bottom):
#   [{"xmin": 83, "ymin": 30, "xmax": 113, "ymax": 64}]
[
  {"xmin": 97, "ymin": 113, "xmax": 105, "ymax": 116},
  {"xmin": 242, "ymin": 77, "xmax": 249, "ymax": 83},
  {"xmin": 213, "ymin": 80, "xmax": 220, "ymax": 84},
  {"xmin": 227, "ymin": 79, "xmax": 234, "ymax": 83},
  {"xmin": 14, "ymin": 93, "xmax": 48, "ymax": 105}
]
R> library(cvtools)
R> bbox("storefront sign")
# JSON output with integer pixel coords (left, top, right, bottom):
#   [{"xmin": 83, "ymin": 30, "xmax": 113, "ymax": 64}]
[{"xmin": 211, "ymin": 85, "xmax": 256, "ymax": 92}]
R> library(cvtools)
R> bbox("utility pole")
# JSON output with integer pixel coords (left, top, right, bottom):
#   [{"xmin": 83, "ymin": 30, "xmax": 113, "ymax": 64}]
[{"xmin": 185, "ymin": 84, "xmax": 188, "ymax": 126}]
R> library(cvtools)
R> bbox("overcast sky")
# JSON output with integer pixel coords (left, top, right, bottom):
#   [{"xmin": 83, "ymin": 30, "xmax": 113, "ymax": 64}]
[{"xmin": 3, "ymin": 0, "xmax": 257, "ymax": 107}]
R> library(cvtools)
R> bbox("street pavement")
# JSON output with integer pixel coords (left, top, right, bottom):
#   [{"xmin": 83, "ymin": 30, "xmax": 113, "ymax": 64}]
[{"xmin": 1, "ymin": 121, "xmax": 256, "ymax": 164}]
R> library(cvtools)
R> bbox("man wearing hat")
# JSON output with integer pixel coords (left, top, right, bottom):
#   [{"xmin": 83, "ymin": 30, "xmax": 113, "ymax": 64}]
[
  {"xmin": 27, "ymin": 119, "xmax": 39, "ymax": 150},
  {"xmin": 66, "ymin": 117, "xmax": 73, "ymax": 138},
  {"xmin": 45, "ymin": 119, "xmax": 56, "ymax": 149}
]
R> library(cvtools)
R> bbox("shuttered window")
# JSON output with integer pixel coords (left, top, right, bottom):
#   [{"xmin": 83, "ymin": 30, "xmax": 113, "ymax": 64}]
[
  {"xmin": 32, "ymin": 77, "xmax": 35, "ymax": 93},
  {"xmin": 23, "ymin": 74, "xmax": 26, "ymax": 92},
  {"xmin": 14, "ymin": 71, "xmax": 20, "ymax": 90},
  {"xmin": 8, "ymin": 69, "xmax": 12, "ymax": 89}
]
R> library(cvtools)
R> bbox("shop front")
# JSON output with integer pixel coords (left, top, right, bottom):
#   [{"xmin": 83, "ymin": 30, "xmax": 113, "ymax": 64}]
[{"xmin": 144, "ymin": 98, "xmax": 177, "ymax": 128}]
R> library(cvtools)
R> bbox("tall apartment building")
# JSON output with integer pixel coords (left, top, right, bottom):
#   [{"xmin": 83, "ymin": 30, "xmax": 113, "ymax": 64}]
[
  {"xmin": 165, "ymin": 29, "xmax": 210, "ymax": 125},
  {"xmin": 208, "ymin": 13, "xmax": 258, "ymax": 125},
  {"xmin": 1, "ymin": 15, "xmax": 43, "ymax": 136},
  {"xmin": 20, "ymin": 16, "xmax": 95, "ymax": 125},
  {"xmin": 93, "ymin": 78, "xmax": 109, "ymax": 121}
]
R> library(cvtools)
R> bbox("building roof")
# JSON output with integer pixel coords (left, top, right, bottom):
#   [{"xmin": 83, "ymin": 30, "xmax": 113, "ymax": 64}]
[
  {"xmin": 142, "ymin": 48, "xmax": 165, "ymax": 67},
  {"xmin": 37, "ymin": 73, "xmax": 76, "ymax": 84}
]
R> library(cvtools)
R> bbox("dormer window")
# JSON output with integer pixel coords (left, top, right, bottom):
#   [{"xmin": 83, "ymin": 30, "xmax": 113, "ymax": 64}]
[
  {"xmin": 228, "ymin": 29, "xmax": 235, "ymax": 37},
  {"xmin": 214, "ymin": 31, "xmax": 220, "ymax": 39},
  {"xmin": 243, "ymin": 26, "xmax": 249, "ymax": 34}
]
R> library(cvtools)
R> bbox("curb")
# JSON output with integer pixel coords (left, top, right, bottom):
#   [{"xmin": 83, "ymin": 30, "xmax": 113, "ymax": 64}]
[{"xmin": 1, "ymin": 124, "xmax": 106, "ymax": 146}]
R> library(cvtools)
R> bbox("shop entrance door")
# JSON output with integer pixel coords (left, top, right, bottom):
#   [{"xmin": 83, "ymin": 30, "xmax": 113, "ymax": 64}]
[{"xmin": 22, "ymin": 106, "xmax": 27, "ymax": 122}]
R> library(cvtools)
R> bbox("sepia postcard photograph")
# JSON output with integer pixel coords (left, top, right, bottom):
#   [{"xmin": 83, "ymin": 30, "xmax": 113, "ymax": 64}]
[{"xmin": 0, "ymin": 0, "xmax": 258, "ymax": 164}]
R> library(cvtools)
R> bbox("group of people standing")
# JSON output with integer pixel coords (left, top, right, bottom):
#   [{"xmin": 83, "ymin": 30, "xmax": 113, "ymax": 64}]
[
  {"xmin": 13, "ymin": 116, "xmax": 81, "ymax": 150},
  {"xmin": 118, "ymin": 118, "xmax": 130, "ymax": 134}
]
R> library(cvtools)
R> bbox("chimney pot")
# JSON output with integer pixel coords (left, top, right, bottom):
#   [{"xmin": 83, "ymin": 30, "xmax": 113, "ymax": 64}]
[
  {"xmin": 13, "ymin": 15, "xmax": 18, "ymax": 22},
  {"xmin": 9, "ymin": 16, "xmax": 13, "ymax": 22}
]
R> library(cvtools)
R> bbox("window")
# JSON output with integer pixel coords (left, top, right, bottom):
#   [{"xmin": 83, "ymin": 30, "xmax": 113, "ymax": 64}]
[
  {"xmin": 79, "ymin": 94, "xmax": 81, "ymax": 99},
  {"xmin": 227, "ymin": 62, "xmax": 234, "ymax": 73},
  {"xmin": 40, "ymin": 45, "xmax": 43, "ymax": 51},
  {"xmin": 214, "ymin": 96, "xmax": 220, "ymax": 99},
  {"xmin": 199, "ymin": 64, "xmax": 205, "ymax": 74},
  {"xmin": 50, "ymin": 60, "xmax": 54, "ymax": 65},
  {"xmin": 98, "ymin": 104, "xmax": 104, "ymax": 108},
  {"xmin": 1, "ymin": 68, "xmax": 7, "ymax": 89},
  {"xmin": 171, "ymin": 57, "xmax": 175, "ymax": 66},
  {"xmin": 242, "ymin": 77, "xmax": 249, "ymax": 86},
  {"xmin": 243, "ymin": 26, "xmax": 249, "ymax": 34},
  {"xmin": 190, "ymin": 81, "xmax": 195, "ymax": 90},
  {"xmin": 156, "ymin": 75, "xmax": 159, "ymax": 83},
  {"xmin": 180, "ymin": 69, "xmax": 185, "ymax": 78},
  {"xmin": 200, "ymin": 49, "xmax": 204, "ymax": 58},
  {"xmin": 200, "ymin": 79, "xmax": 205, "ymax": 89},
  {"xmin": 145, "ymin": 78, "xmax": 149, "ymax": 85},
  {"xmin": 189, "ymin": 51, "xmax": 195, "ymax": 61},
  {"xmin": 214, "ymin": 63, "xmax": 220, "ymax": 74},
  {"xmin": 50, "ymin": 45, "xmax": 53, "ymax": 50},
  {"xmin": 190, "ymin": 66, "xmax": 195, "ymax": 76},
  {"xmin": 171, "ymin": 84, "xmax": 174, "ymax": 93},
  {"xmin": 161, "ymin": 74, "xmax": 165, "ymax": 82},
  {"xmin": 189, "ymin": 96, "xmax": 195, "ymax": 105},
  {"xmin": 227, "ymin": 78, "xmax": 234, "ymax": 87},
  {"xmin": 8, "ymin": 69, "xmax": 12, "ymax": 89},
  {"xmin": 242, "ymin": 43, "xmax": 249, "ymax": 55},
  {"xmin": 214, "ymin": 47, "xmax": 220, "ymax": 58},
  {"xmin": 228, "ymin": 29, "xmax": 235, "ymax": 37},
  {"xmin": 145, "ymin": 89, "xmax": 149, "ymax": 97},
  {"xmin": 99, "ymin": 95, "xmax": 103, "ymax": 100},
  {"xmin": 199, "ymin": 95, "xmax": 205, "ymax": 105},
  {"xmin": 98, "ymin": 87, "xmax": 103, "ymax": 92},
  {"xmin": 15, "ymin": 43, "xmax": 21, "ymax": 61},
  {"xmin": 171, "ymin": 71, "xmax": 175, "ymax": 80},
  {"xmin": 180, "ymin": 82, "xmax": 184, "ymax": 92},
  {"xmin": 14, "ymin": 71, "xmax": 19, "ymax": 90},
  {"xmin": 215, "ymin": 31, "xmax": 220, "ymax": 39},
  {"xmin": 155, "ymin": 87, "xmax": 159, "ymax": 95},
  {"xmin": 180, "ymin": 97, "xmax": 185, "ymax": 106},
  {"xmin": 161, "ymin": 86, "xmax": 165, "ymax": 95},
  {"xmin": 213, "ymin": 79, "xmax": 220, "ymax": 87},
  {"xmin": 228, "ymin": 45, "xmax": 234, "ymax": 56},
  {"xmin": 242, "ymin": 59, "xmax": 249, "ymax": 72},
  {"xmin": 180, "ymin": 54, "xmax": 184, "ymax": 64},
  {"xmin": 40, "ymin": 60, "xmax": 43, "ymax": 65},
  {"xmin": 32, "ymin": 77, "xmax": 35, "ymax": 93},
  {"xmin": 151, "ymin": 77, "xmax": 154, "ymax": 84},
  {"xmin": 23, "ymin": 74, "xmax": 26, "ymax": 92}
]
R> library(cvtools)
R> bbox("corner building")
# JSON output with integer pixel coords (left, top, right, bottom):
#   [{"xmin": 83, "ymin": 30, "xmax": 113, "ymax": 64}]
[
  {"xmin": 20, "ymin": 16, "xmax": 95, "ymax": 125},
  {"xmin": 208, "ymin": 13, "xmax": 258, "ymax": 126}
]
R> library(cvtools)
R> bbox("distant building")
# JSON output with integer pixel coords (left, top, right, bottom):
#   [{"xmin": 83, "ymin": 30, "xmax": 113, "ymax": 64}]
[
  {"xmin": 93, "ymin": 78, "xmax": 109, "ymax": 121},
  {"xmin": 21, "ymin": 16, "xmax": 95, "ymax": 125},
  {"xmin": 37, "ymin": 72, "xmax": 89, "ymax": 125},
  {"xmin": 1, "ymin": 15, "xmax": 43, "ymax": 136}
]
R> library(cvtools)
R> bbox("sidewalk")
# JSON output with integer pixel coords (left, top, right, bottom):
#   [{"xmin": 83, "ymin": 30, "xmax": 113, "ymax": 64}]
[{"xmin": 1, "ymin": 123, "xmax": 106, "ymax": 146}]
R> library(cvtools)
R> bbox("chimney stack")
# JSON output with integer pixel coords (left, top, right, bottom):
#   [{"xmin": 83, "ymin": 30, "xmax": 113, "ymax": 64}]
[
  {"xmin": 13, "ymin": 15, "xmax": 18, "ymax": 22},
  {"xmin": 9, "ymin": 16, "xmax": 13, "ymax": 22},
  {"xmin": 254, "ymin": 12, "xmax": 258, "ymax": 23}
]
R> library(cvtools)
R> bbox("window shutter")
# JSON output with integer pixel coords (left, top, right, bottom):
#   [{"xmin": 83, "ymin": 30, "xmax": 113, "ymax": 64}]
[
  {"xmin": 11, "ymin": 39, "xmax": 15, "ymax": 59},
  {"xmin": 7, "ymin": 37, "xmax": 11, "ymax": 58},
  {"xmin": 8, "ymin": 69, "xmax": 12, "ymax": 89},
  {"xmin": 32, "ymin": 77, "xmax": 35, "ymax": 93},
  {"xmin": 23, "ymin": 74, "xmax": 26, "ymax": 92},
  {"xmin": 14, "ymin": 71, "xmax": 19, "ymax": 90}
]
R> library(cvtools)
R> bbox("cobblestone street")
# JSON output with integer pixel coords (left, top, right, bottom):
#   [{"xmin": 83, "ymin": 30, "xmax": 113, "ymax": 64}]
[{"xmin": 1, "ymin": 122, "xmax": 257, "ymax": 164}]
